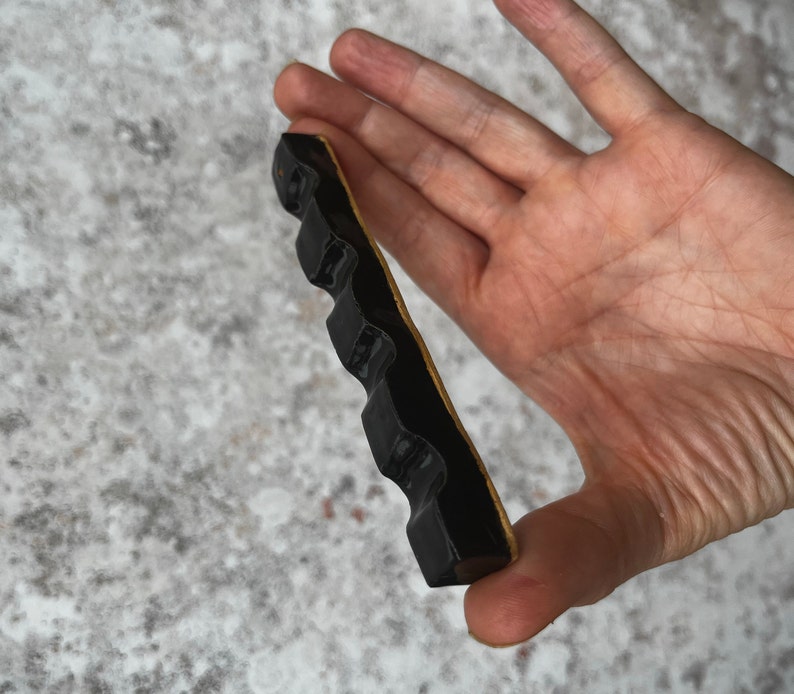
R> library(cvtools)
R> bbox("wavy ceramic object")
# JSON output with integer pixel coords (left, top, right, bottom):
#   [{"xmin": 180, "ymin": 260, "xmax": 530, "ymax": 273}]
[{"xmin": 272, "ymin": 133, "xmax": 517, "ymax": 586}]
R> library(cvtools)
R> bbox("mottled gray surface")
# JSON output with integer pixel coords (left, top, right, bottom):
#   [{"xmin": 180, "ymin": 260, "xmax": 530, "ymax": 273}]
[{"xmin": 1, "ymin": 0, "xmax": 793, "ymax": 691}]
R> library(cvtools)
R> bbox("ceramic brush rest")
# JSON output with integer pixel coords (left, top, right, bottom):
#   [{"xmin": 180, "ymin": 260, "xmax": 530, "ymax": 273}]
[{"xmin": 272, "ymin": 133, "xmax": 517, "ymax": 586}]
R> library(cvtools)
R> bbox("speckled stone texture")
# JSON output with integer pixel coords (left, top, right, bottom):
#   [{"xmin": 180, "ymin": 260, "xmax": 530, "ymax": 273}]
[{"xmin": 1, "ymin": 0, "xmax": 793, "ymax": 691}]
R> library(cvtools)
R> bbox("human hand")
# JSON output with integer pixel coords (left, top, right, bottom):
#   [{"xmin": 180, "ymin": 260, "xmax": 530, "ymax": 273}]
[{"xmin": 274, "ymin": 0, "xmax": 794, "ymax": 645}]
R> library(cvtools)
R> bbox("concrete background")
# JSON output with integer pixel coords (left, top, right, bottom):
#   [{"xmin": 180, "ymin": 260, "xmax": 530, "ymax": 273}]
[{"xmin": 1, "ymin": 0, "xmax": 793, "ymax": 691}]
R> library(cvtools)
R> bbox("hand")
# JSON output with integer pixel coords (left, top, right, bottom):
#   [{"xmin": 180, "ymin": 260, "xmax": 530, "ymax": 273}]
[{"xmin": 274, "ymin": 0, "xmax": 794, "ymax": 645}]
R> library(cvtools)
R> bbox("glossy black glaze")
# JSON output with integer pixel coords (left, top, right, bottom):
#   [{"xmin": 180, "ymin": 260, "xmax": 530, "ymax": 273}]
[{"xmin": 272, "ymin": 133, "xmax": 516, "ymax": 586}]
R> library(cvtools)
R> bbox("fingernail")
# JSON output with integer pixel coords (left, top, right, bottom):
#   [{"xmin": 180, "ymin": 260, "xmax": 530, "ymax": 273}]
[{"xmin": 468, "ymin": 629, "xmax": 526, "ymax": 649}]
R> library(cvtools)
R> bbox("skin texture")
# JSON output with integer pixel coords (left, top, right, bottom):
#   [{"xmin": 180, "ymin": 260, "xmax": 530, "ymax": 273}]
[{"xmin": 274, "ymin": 0, "xmax": 794, "ymax": 646}]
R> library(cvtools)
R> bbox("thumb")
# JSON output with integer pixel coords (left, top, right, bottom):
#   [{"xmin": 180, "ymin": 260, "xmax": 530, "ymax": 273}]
[{"xmin": 464, "ymin": 482, "xmax": 665, "ymax": 646}]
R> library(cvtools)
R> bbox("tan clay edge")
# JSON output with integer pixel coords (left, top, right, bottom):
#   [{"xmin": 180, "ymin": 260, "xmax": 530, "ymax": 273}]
[{"xmin": 318, "ymin": 135, "xmax": 518, "ymax": 564}]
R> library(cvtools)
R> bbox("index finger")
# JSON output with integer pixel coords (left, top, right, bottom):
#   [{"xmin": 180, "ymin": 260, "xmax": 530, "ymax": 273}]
[{"xmin": 494, "ymin": 0, "xmax": 681, "ymax": 135}]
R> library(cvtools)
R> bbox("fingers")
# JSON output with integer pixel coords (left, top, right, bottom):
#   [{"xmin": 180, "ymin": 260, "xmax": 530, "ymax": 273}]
[
  {"xmin": 493, "ymin": 0, "xmax": 681, "ymax": 135},
  {"xmin": 464, "ymin": 483, "xmax": 663, "ymax": 646},
  {"xmin": 275, "ymin": 63, "xmax": 522, "ymax": 244},
  {"xmin": 329, "ymin": 29, "xmax": 581, "ymax": 187},
  {"xmin": 285, "ymin": 117, "xmax": 489, "ymax": 324}
]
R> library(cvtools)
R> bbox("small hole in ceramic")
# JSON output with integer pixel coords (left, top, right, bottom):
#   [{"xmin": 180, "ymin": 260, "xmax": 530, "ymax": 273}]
[{"xmin": 286, "ymin": 169, "xmax": 304, "ymax": 213}]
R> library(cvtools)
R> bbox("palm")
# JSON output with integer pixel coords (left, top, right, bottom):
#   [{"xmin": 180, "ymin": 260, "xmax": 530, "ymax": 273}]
[
  {"xmin": 276, "ymin": 0, "xmax": 794, "ymax": 646},
  {"xmin": 479, "ymin": 111, "xmax": 793, "ymax": 546},
  {"xmin": 477, "ymin": 115, "xmax": 786, "ymax": 377}
]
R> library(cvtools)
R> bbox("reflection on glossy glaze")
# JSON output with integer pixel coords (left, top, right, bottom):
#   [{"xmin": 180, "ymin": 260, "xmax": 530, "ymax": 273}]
[{"xmin": 273, "ymin": 133, "xmax": 517, "ymax": 586}]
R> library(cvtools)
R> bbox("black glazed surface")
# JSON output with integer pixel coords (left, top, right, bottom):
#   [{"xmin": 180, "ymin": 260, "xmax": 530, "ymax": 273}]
[{"xmin": 272, "ymin": 133, "xmax": 517, "ymax": 586}]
